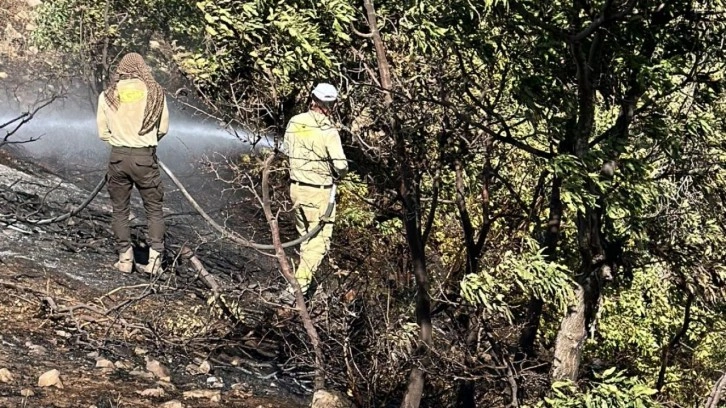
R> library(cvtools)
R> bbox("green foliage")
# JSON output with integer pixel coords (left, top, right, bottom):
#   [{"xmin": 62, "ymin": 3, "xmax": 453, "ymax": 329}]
[
  {"xmin": 189, "ymin": 0, "xmax": 356, "ymax": 104},
  {"xmin": 337, "ymin": 173, "xmax": 376, "ymax": 229},
  {"xmin": 32, "ymin": 0, "xmax": 75, "ymax": 51},
  {"xmin": 461, "ymin": 237, "xmax": 574, "ymax": 321},
  {"xmin": 376, "ymin": 217, "xmax": 403, "ymax": 238},
  {"xmin": 594, "ymin": 266, "xmax": 680, "ymax": 373},
  {"xmin": 538, "ymin": 368, "xmax": 660, "ymax": 408},
  {"xmin": 31, "ymin": 0, "xmax": 201, "ymax": 84}
]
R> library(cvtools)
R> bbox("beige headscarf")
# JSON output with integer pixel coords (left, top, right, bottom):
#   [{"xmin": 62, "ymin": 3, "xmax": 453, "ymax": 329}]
[{"xmin": 103, "ymin": 53, "xmax": 165, "ymax": 135}]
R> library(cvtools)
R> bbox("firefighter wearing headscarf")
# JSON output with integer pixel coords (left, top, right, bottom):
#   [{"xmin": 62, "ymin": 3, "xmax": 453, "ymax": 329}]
[
  {"xmin": 96, "ymin": 52, "xmax": 169, "ymax": 275},
  {"xmin": 282, "ymin": 83, "xmax": 348, "ymax": 294}
]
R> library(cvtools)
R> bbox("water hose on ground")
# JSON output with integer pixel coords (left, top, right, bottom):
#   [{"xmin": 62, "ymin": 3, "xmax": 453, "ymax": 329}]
[
  {"xmin": 158, "ymin": 160, "xmax": 334, "ymax": 250},
  {"xmin": 2, "ymin": 159, "xmax": 334, "ymax": 250}
]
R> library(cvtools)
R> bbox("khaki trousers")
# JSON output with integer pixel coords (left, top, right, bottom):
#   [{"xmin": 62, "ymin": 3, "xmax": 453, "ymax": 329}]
[
  {"xmin": 290, "ymin": 183, "xmax": 336, "ymax": 290},
  {"xmin": 107, "ymin": 146, "xmax": 165, "ymax": 254}
]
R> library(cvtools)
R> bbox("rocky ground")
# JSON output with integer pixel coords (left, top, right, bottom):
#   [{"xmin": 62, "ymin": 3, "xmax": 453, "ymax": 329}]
[{"xmin": 0, "ymin": 147, "xmax": 313, "ymax": 408}]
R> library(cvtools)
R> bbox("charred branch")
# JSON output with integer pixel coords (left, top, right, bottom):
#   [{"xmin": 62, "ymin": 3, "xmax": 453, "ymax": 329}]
[{"xmin": 0, "ymin": 97, "xmax": 59, "ymax": 148}]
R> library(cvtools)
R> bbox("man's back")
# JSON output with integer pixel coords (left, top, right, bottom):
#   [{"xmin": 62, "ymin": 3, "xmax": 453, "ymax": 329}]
[
  {"xmin": 97, "ymin": 78, "xmax": 169, "ymax": 148},
  {"xmin": 283, "ymin": 110, "xmax": 346, "ymax": 186}
]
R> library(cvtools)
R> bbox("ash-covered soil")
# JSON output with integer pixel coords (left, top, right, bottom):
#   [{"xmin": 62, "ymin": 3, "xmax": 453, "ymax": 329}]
[{"xmin": 0, "ymin": 147, "xmax": 311, "ymax": 408}]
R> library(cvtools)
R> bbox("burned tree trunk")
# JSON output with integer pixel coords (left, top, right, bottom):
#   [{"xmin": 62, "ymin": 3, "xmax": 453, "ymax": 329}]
[
  {"xmin": 656, "ymin": 292, "xmax": 695, "ymax": 391},
  {"xmin": 550, "ymin": 11, "xmax": 603, "ymax": 379},
  {"xmin": 400, "ymin": 223, "xmax": 432, "ymax": 408},
  {"xmin": 260, "ymin": 155, "xmax": 326, "ymax": 390},
  {"xmin": 551, "ymin": 189, "xmax": 606, "ymax": 381},
  {"xmin": 551, "ymin": 15, "xmax": 653, "ymax": 378},
  {"xmin": 551, "ymin": 279, "xmax": 591, "ymax": 381},
  {"xmin": 453, "ymin": 143, "xmax": 496, "ymax": 406},
  {"xmin": 396, "ymin": 122, "xmax": 432, "ymax": 407}
]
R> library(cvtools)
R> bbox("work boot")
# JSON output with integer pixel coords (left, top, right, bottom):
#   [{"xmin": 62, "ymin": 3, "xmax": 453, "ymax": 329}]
[
  {"xmin": 142, "ymin": 248, "xmax": 163, "ymax": 276},
  {"xmin": 114, "ymin": 247, "xmax": 134, "ymax": 273}
]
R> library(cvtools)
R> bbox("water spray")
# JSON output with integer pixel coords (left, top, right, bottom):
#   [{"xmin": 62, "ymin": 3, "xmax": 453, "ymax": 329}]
[{"xmin": 1, "ymin": 90, "xmax": 325, "ymax": 250}]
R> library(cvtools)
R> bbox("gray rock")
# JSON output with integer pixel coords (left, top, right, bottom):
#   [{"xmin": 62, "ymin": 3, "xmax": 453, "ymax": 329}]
[
  {"xmin": 182, "ymin": 389, "xmax": 220, "ymax": 402},
  {"xmin": 311, "ymin": 389, "xmax": 353, "ymax": 408},
  {"xmin": 198, "ymin": 360, "xmax": 211, "ymax": 374},
  {"xmin": 95, "ymin": 359, "xmax": 114, "ymax": 369},
  {"xmin": 0, "ymin": 368, "xmax": 14, "ymax": 383},
  {"xmin": 137, "ymin": 387, "xmax": 165, "ymax": 397},
  {"xmin": 38, "ymin": 369, "xmax": 63, "ymax": 388},
  {"xmin": 130, "ymin": 370, "xmax": 156, "ymax": 380},
  {"xmin": 145, "ymin": 357, "xmax": 171, "ymax": 381}
]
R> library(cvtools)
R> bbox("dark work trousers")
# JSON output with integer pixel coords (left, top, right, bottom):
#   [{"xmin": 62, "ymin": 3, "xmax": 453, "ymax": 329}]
[{"xmin": 106, "ymin": 146, "xmax": 165, "ymax": 254}]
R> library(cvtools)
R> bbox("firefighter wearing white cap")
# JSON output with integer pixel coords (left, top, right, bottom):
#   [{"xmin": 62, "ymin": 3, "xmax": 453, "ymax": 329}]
[{"xmin": 282, "ymin": 83, "xmax": 348, "ymax": 294}]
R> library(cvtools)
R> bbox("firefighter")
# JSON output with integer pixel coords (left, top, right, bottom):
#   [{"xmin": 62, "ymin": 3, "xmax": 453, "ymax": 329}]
[
  {"xmin": 282, "ymin": 83, "xmax": 348, "ymax": 294},
  {"xmin": 97, "ymin": 52, "xmax": 169, "ymax": 275}
]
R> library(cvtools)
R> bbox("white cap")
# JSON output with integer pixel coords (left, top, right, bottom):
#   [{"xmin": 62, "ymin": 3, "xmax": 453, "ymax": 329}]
[{"xmin": 311, "ymin": 83, "xmax": 338, "ymax": 102}]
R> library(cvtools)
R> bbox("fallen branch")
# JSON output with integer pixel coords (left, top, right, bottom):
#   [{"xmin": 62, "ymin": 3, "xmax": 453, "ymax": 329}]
[
  {"xmin": 158, "ymin": 160, "xmax": 334, "ymax": 251},
  {"xmin": 0, "ymin": 279, "xmax": 43, "ymax": 293},
  {"xmin": 179, "ymin": 244, "xmax": 247, "ymax": 326},
  {"xmin": 180, "ymin": 245, "xmax": 220, "ymax": 294},
  {"xmin": 99, "ymin": 284, "xmax": 153, "ymax": 300}
]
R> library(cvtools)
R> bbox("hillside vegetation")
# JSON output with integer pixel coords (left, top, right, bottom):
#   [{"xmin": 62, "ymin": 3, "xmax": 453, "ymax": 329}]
[{"xmin": 14, "ymin": 0, "xmax": 726, "ymax": 407}]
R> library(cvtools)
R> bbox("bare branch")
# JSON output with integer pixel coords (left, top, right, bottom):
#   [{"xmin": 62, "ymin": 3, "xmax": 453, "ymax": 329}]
[
  {"xmin": 1, "ymin": 96, "xmax": 59, "ymax": 148},
  {"xmin": 260, "ymin": 153, "xmax": 326, "ymax": 390},
  {"xmin": 362, "ymin": 0, "xmax": 393, "ymax": 105}
]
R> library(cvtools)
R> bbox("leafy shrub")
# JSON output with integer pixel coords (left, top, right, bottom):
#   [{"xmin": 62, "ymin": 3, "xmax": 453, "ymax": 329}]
[
  {"xmin": 460, "ymin": 237, "xmax": 574, "ymax": 321},
  {"xmin": 538, "ymin": 368, "xmax": 660, "ymax": 408}
]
